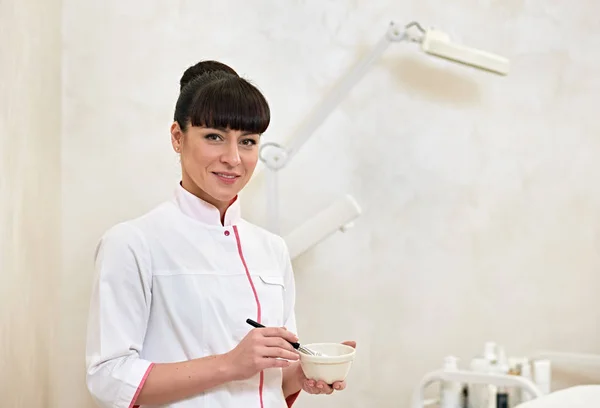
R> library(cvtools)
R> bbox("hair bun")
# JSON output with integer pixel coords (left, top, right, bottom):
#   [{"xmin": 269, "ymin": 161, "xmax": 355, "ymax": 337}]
[{"xmin": 179, "ymin": 60, "xmax": 239, "ymax": 91}]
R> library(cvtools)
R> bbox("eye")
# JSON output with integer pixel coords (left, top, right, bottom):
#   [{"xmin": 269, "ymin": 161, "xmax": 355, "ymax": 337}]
[
  {"xmin": 240, "ymin": 138, "xmax": 257, "ymax": 147},
  {"xmin": 205, "ymin": 133, "xmax": 223, "ymax": 141}
]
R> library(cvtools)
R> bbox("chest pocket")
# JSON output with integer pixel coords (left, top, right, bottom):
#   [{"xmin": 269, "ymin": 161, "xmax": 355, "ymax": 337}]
[{"xmin": 254, "ymin": 274, "xmax": 286, "ymax": 328}]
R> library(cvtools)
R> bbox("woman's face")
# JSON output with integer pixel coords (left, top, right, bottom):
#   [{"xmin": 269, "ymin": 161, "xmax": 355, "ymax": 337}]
[{"xmin": 171, "ymin": 123, "xmax": 260, "ymax": 209}]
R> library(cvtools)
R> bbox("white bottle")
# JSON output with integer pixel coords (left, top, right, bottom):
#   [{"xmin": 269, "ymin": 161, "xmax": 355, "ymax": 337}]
[
  {"xmin": 441, "ymin": 356, "xmax": 463, "ymax": 408},
  {"xmin": 468, "ymin": 357, "xmax": 490, "ymax": 408},
  {"xmin": 484, "ymin": 342, "xmax": 497, "ymax": 364},
  {"xmin": 519, "ymin": 360, "xmax": 533, "ymax": 403},
  {"xmin": 495, "ymin": 347, "xmax": 509, "ymax": 374},
  {"xmin": 533, "ymin": 359, "xmax": 551, "ymax": 395},
  {"xmin": 483, "ymin": 342, "xmax": 498, "ymax": 408},
  {"xmin": 487, "ymin": 347, "xmax": 509, "ymax": 408}
]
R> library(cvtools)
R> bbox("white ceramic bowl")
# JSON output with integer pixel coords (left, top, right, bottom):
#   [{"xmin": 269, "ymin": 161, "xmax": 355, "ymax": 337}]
[{"xmin": 298, "ymin": 343, "xmax": 356, "ymax": 384}]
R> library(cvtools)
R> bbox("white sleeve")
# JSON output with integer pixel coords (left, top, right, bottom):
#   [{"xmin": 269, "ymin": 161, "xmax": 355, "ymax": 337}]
[
  {"xmin": 85, "ymin": 222, "xmax": 154, "ymax": 408},
  {"xmin": 280, "ymin": 238, "xmax": 298, "ymax": 336}
]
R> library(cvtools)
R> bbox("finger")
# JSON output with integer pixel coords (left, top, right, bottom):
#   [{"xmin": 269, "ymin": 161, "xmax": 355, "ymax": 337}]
[
  {"xmin": 342, "ymin": 340, "xmax": 356, "ymax": 348},
  {"xmin": 317, "ymin": 380, "xmax": 333, "ymax": 394},
  {"xmin": 261, "ymin": 346, "xmax": 299, "ymax": 361},
  {"xmin": 261, "ymin": 327, "xmax": 299, "ymax": 343},
  {"xmin": 263, "ymin": 336, "xmax": 298, "ymax": 354},
  {"xmin": 302, "ymin": 380, "xmax": 323, "ymax": 395},
  {"xmin": 260, "ymin": 357, "xmax": 292, "ymax": 370},
  {"xmin": 332, "ymin": 381, "xmax": 346, "ymax": 391}
]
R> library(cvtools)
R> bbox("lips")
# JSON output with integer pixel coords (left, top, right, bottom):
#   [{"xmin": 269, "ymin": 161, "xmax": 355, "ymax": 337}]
[{"xmin": 212, "ymin": 172, "xmax": 240, "ymax": 184}]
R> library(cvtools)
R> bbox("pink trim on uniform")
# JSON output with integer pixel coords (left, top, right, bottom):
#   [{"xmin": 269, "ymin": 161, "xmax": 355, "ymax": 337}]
[
  {"xmin": 233, "ymin": 225, "xmax": 264, "ymax": 408},
  {"xmin": 286, "ymin": 391, "xmax": 301, "ymax": 407},
  {"xmin": 130, "ymin": 363, "xmax": 155, "ymax": 408}
]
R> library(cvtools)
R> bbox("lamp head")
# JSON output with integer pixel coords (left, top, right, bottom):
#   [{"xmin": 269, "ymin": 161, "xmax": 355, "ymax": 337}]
[
  {"xmin": 388, "ymin": 21, "xmax": 510, "ymax": 75},
  {"xmin": 421, "ymin": 28, "xmax": 510, "ymax": 75}
]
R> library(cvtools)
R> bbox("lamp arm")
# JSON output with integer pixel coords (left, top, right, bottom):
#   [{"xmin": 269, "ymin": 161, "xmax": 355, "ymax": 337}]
[
  {"xmin": 257, "ymin": 20, "xmax": 422, "ymax": 234},
  {"xmin": 283, "ymin": 22, "xmax": 410, "ymax": 164},
  {"xmin": 257, "ymin": 20, "xmax": 509, "ymax": 234}
]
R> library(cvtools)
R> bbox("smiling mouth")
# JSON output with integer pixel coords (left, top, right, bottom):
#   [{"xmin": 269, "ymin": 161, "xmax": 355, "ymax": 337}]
[{"xmin": 213, "ymin": 172, "xmax": 239, "ymax": 179}]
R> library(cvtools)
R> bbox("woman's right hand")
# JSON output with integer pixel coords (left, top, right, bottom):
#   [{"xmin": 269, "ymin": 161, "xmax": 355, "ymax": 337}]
[{"xmin": 224, "ymin": 327, "xmax": 300, "ymax": 381}]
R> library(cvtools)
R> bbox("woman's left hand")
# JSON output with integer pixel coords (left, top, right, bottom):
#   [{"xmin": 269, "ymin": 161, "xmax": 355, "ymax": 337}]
[{"xmin": 300, "ymin": 341, "xmax": 356, "ymax": 395}]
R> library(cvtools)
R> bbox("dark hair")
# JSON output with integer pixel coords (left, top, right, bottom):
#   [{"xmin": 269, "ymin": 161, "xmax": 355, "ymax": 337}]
[
  {"xmin": 174, "ymin": 60, "xmax": 270, "ymax": 134},
  {"xmin": 179, "ymin": 60, "xmax": 239, "ymax": 91}
]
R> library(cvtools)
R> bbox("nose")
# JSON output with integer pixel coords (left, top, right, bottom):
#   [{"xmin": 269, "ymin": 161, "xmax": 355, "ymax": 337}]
[{"xmin": 221, "ymin": 141, "xmax": 241, "ymax": 166}]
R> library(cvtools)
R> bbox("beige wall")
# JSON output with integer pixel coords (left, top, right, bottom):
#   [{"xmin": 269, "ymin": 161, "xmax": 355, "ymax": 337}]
[
  {"xmin": 2, "ymin": 0, "xmax": 600, "ymax": 407},
  {"xmin": 0, "ymin": 0, "xmax": 62, "ymax": 406},
  {"xmin": 59, "ymin": 1, "xmax": 600, "ymax": 407}
]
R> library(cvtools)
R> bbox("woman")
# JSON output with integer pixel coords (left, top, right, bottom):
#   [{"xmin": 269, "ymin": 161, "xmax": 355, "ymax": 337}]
[{"xmin": 85, "ymin": 60, "xmax": 355, "ymax": 408}]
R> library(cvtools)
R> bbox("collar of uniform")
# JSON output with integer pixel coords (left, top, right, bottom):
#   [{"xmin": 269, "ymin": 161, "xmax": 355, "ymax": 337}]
[{"xmin": 174, "ymin": 183, "xmax": 241, "ymax": 227}]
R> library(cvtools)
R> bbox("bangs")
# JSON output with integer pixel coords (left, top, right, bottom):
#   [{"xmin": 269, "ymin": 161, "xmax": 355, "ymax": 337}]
[{"xmin": 187, "ymin": 76, "xmax": 270, "ymax": 134}]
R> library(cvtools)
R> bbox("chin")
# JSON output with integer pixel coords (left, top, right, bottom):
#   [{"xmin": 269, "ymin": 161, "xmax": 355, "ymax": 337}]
[{"xmin": 209, "ymin": 188, "xmax": 240, "ymax": 203}]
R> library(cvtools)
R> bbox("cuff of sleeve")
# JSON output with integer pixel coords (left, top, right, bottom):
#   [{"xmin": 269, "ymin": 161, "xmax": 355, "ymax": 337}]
[
  {"xmin": 286, "ymin": 391, "xmax": 301, "ymax": 407},
  {"xmin": 117, "ymin": 359, "xmax": 155, "ymax": 408}
]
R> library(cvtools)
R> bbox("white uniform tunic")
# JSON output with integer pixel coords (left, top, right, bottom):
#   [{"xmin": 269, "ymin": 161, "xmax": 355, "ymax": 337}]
[{"xmin": 85, "ymin": 184, "xmax": 298, "ymax": 408}]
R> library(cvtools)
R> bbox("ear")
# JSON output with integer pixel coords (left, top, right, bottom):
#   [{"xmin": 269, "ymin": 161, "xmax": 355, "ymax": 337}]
[{"xmin": 171, "ymin": 122, "xmax": 183, "ymax": 153}]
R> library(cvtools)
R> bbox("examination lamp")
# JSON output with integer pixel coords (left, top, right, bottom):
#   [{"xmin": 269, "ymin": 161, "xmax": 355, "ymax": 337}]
[{"xmin": 259, "ymin": 21, "xmax": 510, "ymax": 259}]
